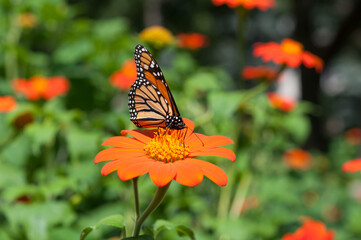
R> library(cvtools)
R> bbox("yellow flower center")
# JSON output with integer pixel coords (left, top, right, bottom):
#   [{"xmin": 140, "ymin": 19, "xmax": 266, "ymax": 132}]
[
  {"xmin": 281, "ymin": 39, "xmax": 303, "ymax": 55},
  {"xmin": 138, "ymin": 25, "xmax": 174, "ymax": 47},
  {"xmin": 144, "ymin": 129, "xmax": 190, "ymax": 163},
  {"xmin": 32, "ymin": 76, "xmax": 48, "ymax": 94}
]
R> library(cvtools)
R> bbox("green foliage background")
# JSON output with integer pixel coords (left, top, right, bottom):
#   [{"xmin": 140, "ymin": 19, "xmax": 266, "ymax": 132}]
[{"xmin": 0, "ymin": 0, "xmax": 361, "ymax": 239}]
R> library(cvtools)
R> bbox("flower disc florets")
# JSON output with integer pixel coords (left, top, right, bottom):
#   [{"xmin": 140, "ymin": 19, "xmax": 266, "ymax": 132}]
[
  {"xmin": 281, "ymin": 39, "xmax": 303, "ymax": 55},
  {"xmin": 144, "ymin": 129, "xmax": 190, "ymax": 163}
]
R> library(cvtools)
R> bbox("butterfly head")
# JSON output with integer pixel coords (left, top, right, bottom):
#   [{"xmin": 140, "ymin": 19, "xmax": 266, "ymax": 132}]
[{"xmin": 166, "ymin": 115, "xmax": 186, "ymax": 130}]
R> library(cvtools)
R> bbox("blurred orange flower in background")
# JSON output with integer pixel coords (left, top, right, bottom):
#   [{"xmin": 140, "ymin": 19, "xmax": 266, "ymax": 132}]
[
  {"xmin": 95, "ymin": 118, "xmax": 235, "ymax": 187},
  {"xmin": 242, "ymin": 66, "xmax": 277, "ymax": 81},
  {"xmin": 17, "ymin": 12, "xmax": 37, "ymax": 28},
  {"xmin": 254, "ymin": 38, "xmax": 324, "ymax": 73},
  {"xmin": 13, "ymin": 76, "xmax": 70, "ymax": 101},
  {"xmin": 283, "ymin": 218, "xmax": 335, "ymax": 240},
  {"xmin": 342, "ymin": 159, "xmax": 361, "ymax": 173},
  {"xmin": 345, "ymin": 128, "xmax": 361, "ymax": 145},
  {"xmin": 240, "ymin": 195, "xmax": 259, "ymax": 214},
  {"xmin": 283, "ymin": 148, "xmax": 312, "ymax": 170},
  {"xmin": 212, "ymin": 0, "xmax": 275, "ymax": 10},
  {"xmin": 0, "ymin": 96, "xmax": 17, "ymax": 113},
  {"xmin": 267, "ymin": 93, "xmax": 296, "ymax": 112},
  {"xmin": 139, "ymin": 25, "xmax": 174, "ymax": 48},
  {"xmin": 110, "ymin": 60, "xmax": 137, "ymax": 91},
  {"xmin": 177, "ymin": 33, "xmax": 209, "ymax": 50}
]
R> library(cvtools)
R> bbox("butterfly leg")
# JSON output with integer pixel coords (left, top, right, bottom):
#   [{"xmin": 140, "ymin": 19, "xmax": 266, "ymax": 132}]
[{"xmin": 163, "ymin": 118, "xmax": 174, "ymax": 136}]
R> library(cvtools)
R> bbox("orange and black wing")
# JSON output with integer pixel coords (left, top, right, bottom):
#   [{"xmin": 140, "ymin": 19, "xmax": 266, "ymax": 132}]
[{"xmin": 128, "ymin": 44, "xmax": 184, "ymax": 129}]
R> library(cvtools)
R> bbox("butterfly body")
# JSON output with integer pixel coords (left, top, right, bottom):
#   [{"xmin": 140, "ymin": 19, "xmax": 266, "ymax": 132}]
[{"xmin": 128, "ymin": 45, "xmax": 185, "ymax": 130}]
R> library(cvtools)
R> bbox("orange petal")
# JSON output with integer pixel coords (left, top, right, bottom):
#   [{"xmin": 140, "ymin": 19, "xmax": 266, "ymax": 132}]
[
  {"xmin": 186, "ymin": 133, "xmax": 207, "ymax": 146},
  {"xmin": 173, "ymin": 160, "xmax": 203, "ymax": 186},
  {"xmin": 149, "ymin": 162, "xmax": 177, "ymax": 187},
  {"xmin": 183, "ymin": 118, "xmax": 194, "ymax": 132},
  {"xmin": 302, "ymin": 51, "xmax": 324, "ymax": 73},
  {"xmin": 187, "ymin": 159, "xmax": 227, "ymax": 186},
  {"xmin": 189, "ymin": 135, "xmax": 234, "ymax": 152},
  {"xmin": 342, "ymin": 159, "xmax": 361, "ymax": 173},
  {"xmin": 117, "ymin": 160, "xmax": 155, "ymax": 181},
  {"xmin": 190, "ymin": 147, "xmax": 236, "ymax": 162},
  {"xmin": 121, "ymin": 129, "xmax": 153, "ymax": 143},
  {"xmin": 102, "ymin": 136, "xmax": 145, "ymax": 148},
  {"xmin": 183, "ymin": 118, "xmax": 195, "ymax": 138},
  {"xmin": 94, "ymin": 148, "xmax": 145, "ymax": 163},
  {"xmin": 101, "ymin": 156, "xmax": 150, "ymax": 175}
]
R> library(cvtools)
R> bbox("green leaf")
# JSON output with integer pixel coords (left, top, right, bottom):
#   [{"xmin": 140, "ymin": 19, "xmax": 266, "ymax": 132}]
[
  {"xmin": 79, "ymin": 227, "xmax": 93, "ymax": 240},
  {"xmin": 208, "ymin": 91, "xmax": 244, "ymax": 122},
  {"xmin": 39, "ymin": 177, "xmax": 77, "ymax": 198},
  {"xmin": 92, "ymin": 18, "xmax": 129, "ymax": 41},
  {"xmin": 154, "ymin": 220, "xmax": 194, "ymax": 239},
  {"xmin": 0, "ymin": 134, "xmax": 32, "ymax": 167},
  {"xmin": 49, "ymin": 227, "xmax": 80, "ymax": 240},
  {"xmin": 79, "ymin": 215, "xmax": 124, "ymax": 240},
  {"xmin": 154, "ymin": 219, "xmax": 175, "ymax": 237},
  {"xmin": 24, "ymin": 120, "xmax": 58, "ymax": 155},
  {"xmin": 175, "ymin": 225, "xmax": 195, "ymax": 240},
  {"xmin": 283, "ymin": 113, "xmax": 310, "ymax": 142},
  {"xmin": 66, "ymin": 160, "xmax": 99, "ymax": 191},
  {"xmin": 143, "ymin": 226, "xmax": 154, "ymax": 236},
  {"xmin": 123, "ymin": 235, "xmax": 154, "ymax": 240},
  {"xmin": 28, "ymin": 52, "xmax": 49, "ymax": 68},
  {"xmin": 54, "ymin": 39, "xmax": 93, "ymax": 64},
  {"xmin": 185, "ymin": 72, "xmax": 220, "ymax": 97},
  {"xmin": 173, "ymin": 52, "xmax": 196, "ymax": 74},
  {"xmin": 2, "ymin": 201, "xmax": 75, "ymax": 240},
  {"xmin": 94, "ymin": 214, "xmax": 125, "ymax": 229},
  {"xmin": 0, "ymin": 229, "xmax": 12, "ymax": 240},
  {"xmin": 65, "ymin": 126, "xmax": 99, "ymax": 160},
  {"xmin": 0, "ymin": 163, "xmax": 25, "ymax": 189}
]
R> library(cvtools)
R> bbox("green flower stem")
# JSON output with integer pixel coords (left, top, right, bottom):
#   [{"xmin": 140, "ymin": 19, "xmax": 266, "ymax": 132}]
[
  {"xmin": 132, "ymin": 182, "xmax": 171, "ymax": 237},
  {"xmin": 237, "ymin": 6, "xmax": 248, "ymax": 70},
  {"xmin": 217, "ymin": 166, "xmax": 235, "ymax": 219},
  {"xmin": 239, "ymin": 82, "xmax": 268, "ymax": 109},
  {"xmin": 44, "ymin": 139, "xmax": 55, "ymax": 183},
  {"xmin": 229, "ymin": 172, "xmax": 252, "ymax": 218},
  {"xmin": 132, "ymin": 177, "xmax": 140, "ymax": 220},
  {"xmin": 276, "ymin": 64, "xmax": 287, "ymax": 78},
  {"xmin": 5, "ymin": 5, "xmax": 22, "ymax": 80}
]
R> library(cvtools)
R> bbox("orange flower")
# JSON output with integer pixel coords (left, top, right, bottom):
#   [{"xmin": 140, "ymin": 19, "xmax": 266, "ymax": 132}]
[
  {"xmin": 17, "ymin": 13, "xmax": 37, "ymax": 28},
  {"xmin": 177, "ymin": 33, "xmax": 209, "ymax": 50},
  {"xmin": 345, "ymin": 128, "xmax": 361, "ymax": 145},
  {"xmin": 110, "ymin": 60, "xmax": 137, "ymax": 91},
  {"xmin": 0, "ymin": 96, "xmax": 17, "ymax": 113},
  {"xmin": 242, "ymin": 66, "xmax": 277, "ymax": 81},
  {"xmin": 95, "ymin": 118, "xmax": 235, "ymax": 187},
  {"xmin": 267, "ymin": 93, "xmax": 296, "ymax": 112},
  {"xmin": 254, "ymin": 39, "xmax": 324, "ymax": 73},
  {"xmin": 139, "ymin": 25, "xmax": 174, "ymax": 48},
  {"xmin": 283, "ymin": 218, "xmax": 335, "ymax": 240},
  {"xmin": 212, "ymin": 0, "xmax": 275, "ymax": 10},
  {"xmin": 13, "ymin": 75, "xmax": 69, "ymax": 101},
  {"xmin": 283, "ymin": 149, "xmax": 312, "ymax": 170},
  {"xmin": 342, "ymin": 159, "xmax": 361, "ymax": 173}
]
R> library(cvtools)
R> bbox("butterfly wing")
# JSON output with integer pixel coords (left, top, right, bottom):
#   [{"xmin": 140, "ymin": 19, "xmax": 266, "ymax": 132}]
[{"xmin": 128, "ymin": 44, "xmax": 183, "ymax": 129}]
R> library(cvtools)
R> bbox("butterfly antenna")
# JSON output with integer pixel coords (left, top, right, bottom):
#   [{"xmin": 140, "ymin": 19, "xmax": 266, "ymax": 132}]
[
  {"xmin": 182, "ymin": 127, "xmax": 188, "ymax": 146},
  {"xmin": 195, "ymin": 132, "xmax": 205, "ymax": 147}
]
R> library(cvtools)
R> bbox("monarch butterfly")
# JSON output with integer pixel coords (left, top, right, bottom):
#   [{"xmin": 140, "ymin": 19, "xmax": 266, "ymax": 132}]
[{"xmin": 128, "ymin": 44, "xmax": 186, "ymax": 130}]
